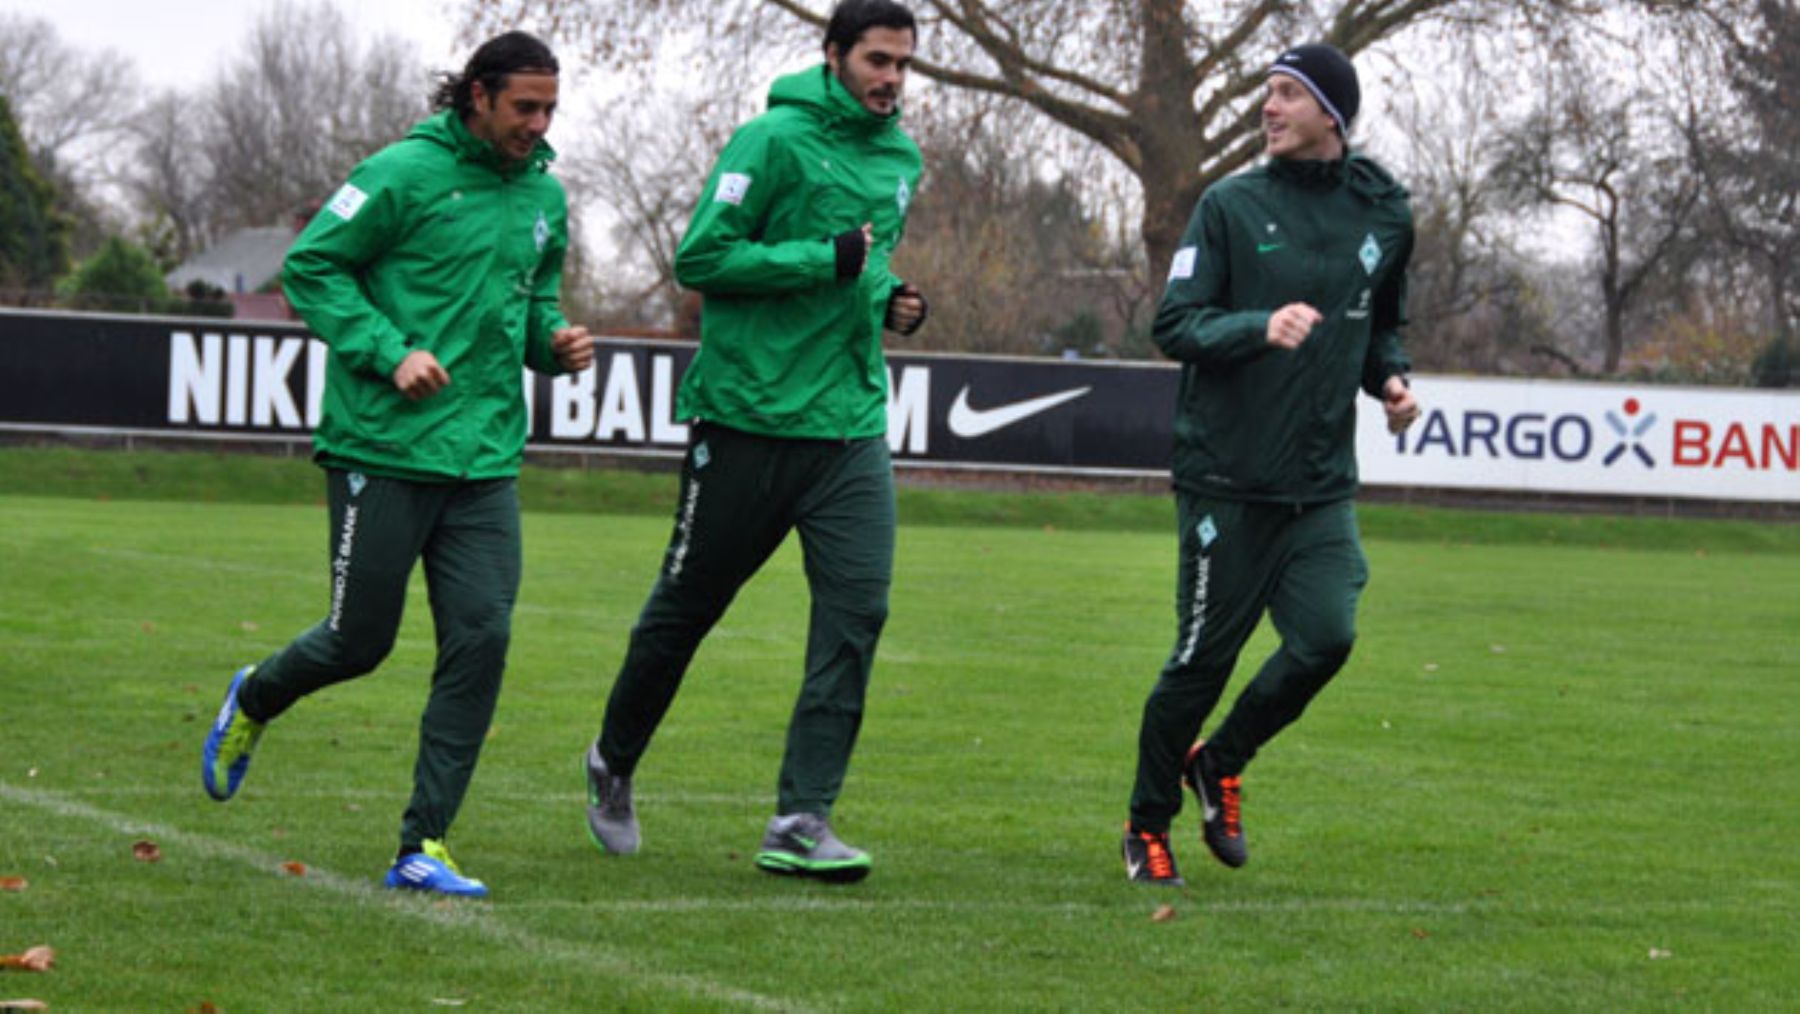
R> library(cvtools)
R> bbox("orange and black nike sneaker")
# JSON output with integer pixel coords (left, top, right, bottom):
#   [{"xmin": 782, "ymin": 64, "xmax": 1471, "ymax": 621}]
[
  {"xmin": 1122, "ymin": 824, "xmax": 1185, "ymax": 886},
  {"xmin": 1183, "ymin": 741, "xmax": 1248, "ymax": 868}
]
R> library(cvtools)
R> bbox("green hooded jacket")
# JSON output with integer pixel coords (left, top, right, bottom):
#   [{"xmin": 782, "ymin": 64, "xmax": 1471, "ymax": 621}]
[
  {"xmin": 283, "ymin": 110, "xmax": 569, "ymax": 481},
  {"xmin": 1153, "ymin": 153, "xmax": 1413, "ymax": 505},
  {"xmin": 673, "ymin": 65, "xmax": 923, "ymax": 439}
]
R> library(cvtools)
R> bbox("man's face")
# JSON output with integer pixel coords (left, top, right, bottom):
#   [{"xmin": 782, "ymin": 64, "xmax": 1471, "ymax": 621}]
[
  {"xmin": 467, "ymin": 72, "xmax": 559, "ymax": 163},
  {"xmin": 827, "ymin": 26, "xmax": 915, "ymax": 116},
  {"xmin": 1262, "ymin": 75, "xmax": 1340, "ymax": 161}
]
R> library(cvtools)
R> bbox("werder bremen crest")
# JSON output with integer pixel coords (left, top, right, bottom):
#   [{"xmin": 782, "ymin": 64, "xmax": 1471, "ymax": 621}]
[
  {"xmin": 534, "ymin": 210, "xmax": 550, "ymax": 253},
  {"xmin": 896, "ymin": 177, "xmax": 912, "ymax": 216},
  {"xmin": 1359, "ymin": 233, "xmax": 1381, "ymax": 275}
]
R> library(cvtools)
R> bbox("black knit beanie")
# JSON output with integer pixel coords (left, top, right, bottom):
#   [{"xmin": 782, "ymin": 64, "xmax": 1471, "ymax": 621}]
[{"xmin": 1268, "ymin": 43, "xmax": 1360, "ymax": 137}]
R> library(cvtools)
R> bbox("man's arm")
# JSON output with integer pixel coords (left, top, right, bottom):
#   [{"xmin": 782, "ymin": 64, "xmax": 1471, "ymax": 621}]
[
  {"xmin": 1363, "ymin": 225, "xmax": 1418, "ymax": 433},
  {"xmin": 282, "ymin": 164, "xmax": 415, "ymax": 382},
  {"xmin": 1151, "ymin": 192, "xmax": 1275, "ymax": 368},
  {"xmin": 672, "ymin": 124, "xmax": 841, "ymax": 296},
  {"xmin": 525, "ymin": 194, "xmax": 588, "ymax": 376}
]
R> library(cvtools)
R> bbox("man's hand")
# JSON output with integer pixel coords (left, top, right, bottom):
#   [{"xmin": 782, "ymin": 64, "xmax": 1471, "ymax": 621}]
[
  {"xmin": 833, "ymin": 222, "xmax": 874, "ymax": 280},
  {"xmin": 1266, "ymin": 303, "xmax": 1323, "ymax": 349},
  {"xmin": 393, "ymin": 350, "xmax": 450, "ymax": 401},
  {"xmin": 885, "ymin": 283, "xmax": 926, "ymax": 335},
  {"xmin": 552, "ymin": 325, "xmax": 594, "ymax": 373},
  {"xmin": 1382, "ymin": 375, "xmax": 1421, "ymax": 435}
]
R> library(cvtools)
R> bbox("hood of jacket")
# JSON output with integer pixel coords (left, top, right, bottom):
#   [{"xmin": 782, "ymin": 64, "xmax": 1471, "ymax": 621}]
[
  {"xmin": 406, "ymin": 108, "xmax": 557, "ymax": 177},
  {"xmin": 766, "ymin": 64, "xmax": 902, "ymax": 136}
]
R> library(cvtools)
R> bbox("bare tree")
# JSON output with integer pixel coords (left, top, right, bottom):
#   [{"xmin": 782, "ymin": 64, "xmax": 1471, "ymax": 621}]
[
  {"xmin": 558, "ymin": 87, "xmax": 753, "ymax": 328},
  {"xmin": 203, "ymin": 1, "xmax": 429, "ymax": 232},
  {"xmin": 1379, "ymin": 30, "xmax": 1536, "ymax": 373},
  {"xmin": 1684, "ymin": 0, "xmax": 1799, "ymax": 386},
  {"xmin": 0, "ymin": 13, "xmax": 142, "ymax": 260},
  {"xmin": 1491, "ymin": 48, "xmax": 1702, "ymax": 376},
  {"xmin": 0, "ymin": 14, "xmax": 140, "ymax": 173},
  {"xmin": 459, "ymin": 0, "xmax": 1724, "ymax": 278},
  {"xmin": 126, "ymin": 92, "xmax": 215, "ymax": 265}
]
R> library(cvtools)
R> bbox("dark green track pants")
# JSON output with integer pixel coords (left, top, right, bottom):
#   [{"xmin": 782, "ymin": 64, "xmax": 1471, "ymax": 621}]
[
  {"xmin": 598, "ymin": 424, "xmax": 894, "ymax": 816},
  {"xmin": 237, "ymin": 469, "xmax": 521, "ymax": 852},
  {"xmin": 1130, "ymin": 494, "xmax": 1368, "ymax": 833}
]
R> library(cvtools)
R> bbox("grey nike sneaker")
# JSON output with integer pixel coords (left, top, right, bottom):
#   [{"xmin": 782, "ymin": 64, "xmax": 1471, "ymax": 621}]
[
  {"xmin": 754, "ymin": 813, "xmax": 871, "ymax": 883},
  {"xmin": 584, "ymin": 742, "xmax": 639, "ymax": 855}
]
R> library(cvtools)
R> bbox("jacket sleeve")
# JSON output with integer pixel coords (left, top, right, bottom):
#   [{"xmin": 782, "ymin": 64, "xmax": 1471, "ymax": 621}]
[
  {"xmin": 673, "ymin": 122, "xmax": 837, "ymax": 295},
  {"xmin": 1361, "ymin": 223, "xmax": 1414, "ymax": 398},
  {"xmin": 1151, "ymin": 190, "xmax": 1272, "ymax": 368},
  {"xmin": 525, "ymin": 187, "xmax": 571, "ymax": 376},
  {"xmin": 282, "ymin": 158, "xmax": 413, "ymax": 381}
]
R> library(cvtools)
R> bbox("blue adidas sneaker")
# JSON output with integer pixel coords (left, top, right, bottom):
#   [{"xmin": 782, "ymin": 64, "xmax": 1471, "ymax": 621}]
[
  {"xmin": 383, "ymin": 839, "xmax": 489, "ymax": 898},
  {"xmin": 202, "ymin": 665, "xmax": 265, "ymax": 801}
]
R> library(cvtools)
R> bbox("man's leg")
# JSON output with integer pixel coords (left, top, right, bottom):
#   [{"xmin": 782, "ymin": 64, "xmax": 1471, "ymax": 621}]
[
  {"xmin": 1204, "ymin": 498, "xmax": 1368, "ymax": 776},
  {"xmin": 398, "ymin": 478, "xmax": 521, "ymax": 855},
  {"xmin": 597, "ymin": 426, "xmax": 794, "ymax": 777},
  {"xmin": 237, "ymin": 470, "xmax": 438, "ymax": 722},
  {"xmin": 779, "ymin": 436, "xmax": 894, "ymax": 817},
  {"xmin": 1128, "ymin": 495, "xmax": 1274, "ymax": 834}
]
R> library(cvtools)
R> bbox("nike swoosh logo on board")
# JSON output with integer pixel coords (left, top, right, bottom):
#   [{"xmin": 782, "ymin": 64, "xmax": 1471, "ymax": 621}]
[{"xmin": 947, "ymin": 385, "xmax": 1091, "ymax": 439}]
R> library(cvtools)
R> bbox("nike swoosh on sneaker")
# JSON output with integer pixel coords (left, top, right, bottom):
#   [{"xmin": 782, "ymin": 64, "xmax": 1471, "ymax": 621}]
[
  {"xmin": 1126, "ymin": 857, "xmax": 1144, "ymax": 879},
  {"xmin": 947, "ymin": 385, "xmax": 1092, "ymax": 440}
]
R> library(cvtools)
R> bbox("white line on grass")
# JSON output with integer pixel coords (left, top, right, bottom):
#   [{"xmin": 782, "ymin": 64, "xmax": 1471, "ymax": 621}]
[{"xmin": 0, "ymin": 781, "xmax": 811, "ymax": 1013}]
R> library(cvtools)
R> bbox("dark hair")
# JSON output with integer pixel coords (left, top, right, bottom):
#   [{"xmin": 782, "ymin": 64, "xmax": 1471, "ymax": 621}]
[
  {"xmin": 431, "ymin": 31, "xmax": 559, "ymax": 117},
  {"xmin": 823, "ymin": 0, "xmax": 916, "ymax": 57}
]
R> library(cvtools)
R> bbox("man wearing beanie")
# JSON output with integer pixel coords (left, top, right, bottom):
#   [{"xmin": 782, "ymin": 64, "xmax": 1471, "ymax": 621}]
[{"xmin": 1122, "ymin": 42, "xmax": 1422, "ymax": 886}]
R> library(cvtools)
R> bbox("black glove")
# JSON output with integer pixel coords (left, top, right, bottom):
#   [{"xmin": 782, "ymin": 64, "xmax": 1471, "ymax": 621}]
[
  {"xmin": 885, "ymin": 283, "xmax": 929, "ymax": 335},
  {"xmin": 832, "ymin": 227, "xmax": 869, "ymax": 280}
]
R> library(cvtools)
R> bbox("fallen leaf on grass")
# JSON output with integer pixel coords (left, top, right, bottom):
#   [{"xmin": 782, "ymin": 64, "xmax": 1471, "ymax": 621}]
[
  {"xmin": 188, "ymin": 1002, "xmax": 219, "ymax": 1013},
  {"xmin": 0, "ymin": 999, "xmax": 49, "ymax": 1010},
  {"xmin": 430, "ymin": 999, "xmax": 468, "ymax": 1007},
  {"xmin": 141, "ymin": 622, "xmax": 157, "ymax": 635},
  {"xmin": 24, "ymin": 770, "xmax": 36, "ymax": 780},
  {"xmin": 0, "ymin": 947, "xmax": 54, "ymax": 972},
  {"xmin": 240, "ymin": 620, "xmax": 260, "ymax": 632},
  {"xmin": 1648, "ymin": 947, "xmax": 1673, "ymax": 960},
  {"xmin": 1411, "ymin": 928, "xmax": 1430, "ymax": 939},
  {"xmin": 0, "ymin": 879, "xmax": 25, "ymax": 893},
  {"xmin": 1151, "ymin": 904, "xmax": 1177, "ymax": 923},
  {"xmin": 282, "ymin": 862, "xmax": 307, "ymax": 877},
  {"xmin": 132, "ymin": 840, "xmax": 162, "ymax": 863}
]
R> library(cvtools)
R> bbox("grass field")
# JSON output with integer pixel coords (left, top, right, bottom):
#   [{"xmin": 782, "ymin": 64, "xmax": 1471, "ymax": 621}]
[{"xmin": 2, "ymin": 448, "xmax": 1797, "ymax": 1009}]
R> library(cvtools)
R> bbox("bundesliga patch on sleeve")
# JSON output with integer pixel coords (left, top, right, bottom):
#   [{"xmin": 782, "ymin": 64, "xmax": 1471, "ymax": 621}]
[
  {"xmin": 327, "ymin": 183, "xmax": 369, "ymax": 221},
  {"xmin": 1167, "ymin": 246, "xmax": 1198, "ymax": 282},
  {"xmin": 714, "ymin": 172, "xmax": 752, "ymax": 206}
]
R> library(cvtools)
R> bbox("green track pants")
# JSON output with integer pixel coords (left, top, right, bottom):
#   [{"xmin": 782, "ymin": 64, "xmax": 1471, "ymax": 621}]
[
  {"xmin": 1130, "ymin": 494, "xmax": 1368, "ymax": 833},
  {"xmin": 237, "ymin": 469, "xmax": 521, "ymax": 853},
  {"xmin": 598, "ymin": 424, "xmax": 894, "ymax": 816}
]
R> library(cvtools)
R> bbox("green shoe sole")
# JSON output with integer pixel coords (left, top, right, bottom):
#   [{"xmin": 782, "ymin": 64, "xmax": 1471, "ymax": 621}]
[{"xmin": 754, "ymin": 850, "xmax": 872, "ymax": 884}]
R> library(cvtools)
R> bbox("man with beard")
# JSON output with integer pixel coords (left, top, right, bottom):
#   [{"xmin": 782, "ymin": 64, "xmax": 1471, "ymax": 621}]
[{"xmin": 583, "ymin": 0, "xmax": 928, "ymax": 884}]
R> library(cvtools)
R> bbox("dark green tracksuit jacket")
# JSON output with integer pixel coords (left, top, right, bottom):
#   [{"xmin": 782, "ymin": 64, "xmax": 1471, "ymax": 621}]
[
  {"xmin": 1131, "ymin": 153, "xmax": 1415, "ymax": 830},
  {"xmin": 599, "ymin": 66, "xmax": 923, "ymax": 818},
  {"xmin": 1155, "ymin": 153, "xmax": 1412, "ymax": 503},
  {"xmin": 240, "ymin": 111, "xmax": 572, "ymax": 852}
]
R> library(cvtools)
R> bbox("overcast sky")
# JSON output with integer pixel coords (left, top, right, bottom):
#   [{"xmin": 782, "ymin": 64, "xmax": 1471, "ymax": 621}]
[{"xmin": 2, "ymin": 0, "xmax": 461, "ymax": 91}]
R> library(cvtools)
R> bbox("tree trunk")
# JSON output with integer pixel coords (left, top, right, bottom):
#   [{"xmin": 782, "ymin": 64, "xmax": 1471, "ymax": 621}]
[{"xmin": 1132, "ymin": 0, "xmax": 1205, "ymax": 284}]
